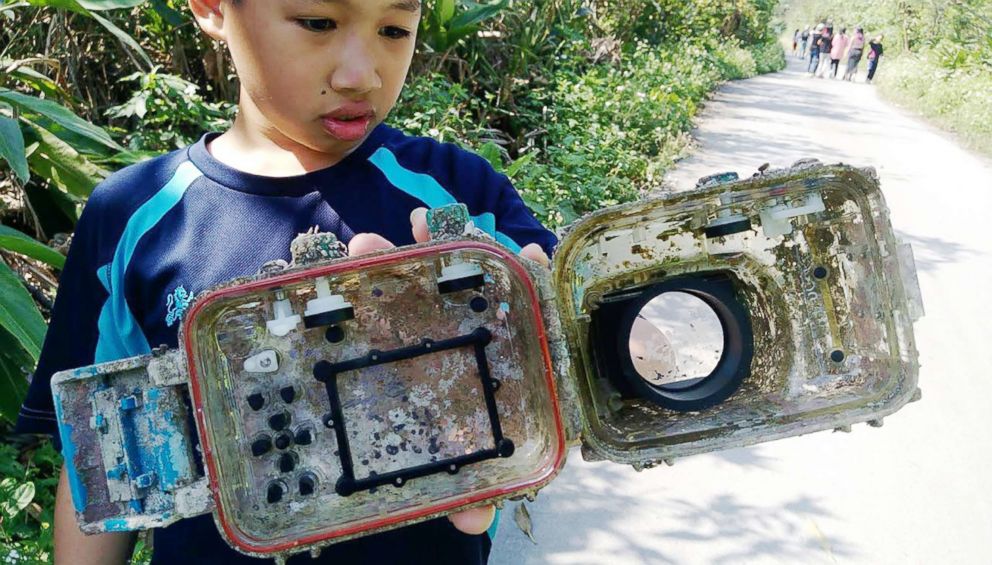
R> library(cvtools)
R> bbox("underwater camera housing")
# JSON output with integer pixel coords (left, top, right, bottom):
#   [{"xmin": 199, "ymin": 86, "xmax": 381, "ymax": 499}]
[{"xmin": 51, "ymin": 162, "xmax": 923, "ymax": 562}]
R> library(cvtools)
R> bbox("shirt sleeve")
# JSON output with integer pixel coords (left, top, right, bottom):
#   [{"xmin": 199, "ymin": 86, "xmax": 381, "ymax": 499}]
[
  {"xmin": 13, "ymin": 196, "xmax": 109, "ymax": 449},
  {"xmin": 490, "ymin": 177, "xmax": 558, "ymax": 259}
]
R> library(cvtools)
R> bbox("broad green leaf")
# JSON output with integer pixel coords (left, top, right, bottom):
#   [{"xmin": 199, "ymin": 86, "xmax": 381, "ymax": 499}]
[
  {"xmin": 0, "ymin": 479, "xmax": 35, "ymax": 518},
  {"xmin": 23, "ymin": 121, "xmax": 108, "ymax": 196},
  {"xmin": 24, "ymin": 0, "xmax": 88, "ymax": 13},
  {"xmin": 77, "ymin": 0, "xmax": 146, "ymax": 9},
  {"xmin": 0, "ymin": 89, "xmax": 122, "ymax": 152},
  {"xmin": 149, "ymin": 0, "xmax": 183, "ymax": 26},
  {"xmin": 0, "ymin": 330, "xmax": 33, "ymax": 424},
  {"xmin": 0, "ymin": 259, "xmax": 46, "ymax": 361},
  {"xmin": 506, "ymin": 152, "xmax": 536, "ymax": 179},
  {"xmin": 1, "ymin": 3, "xmax": 32, "ymax": 14},
  {"xmin": 449, "ymin": 0, "xmax": 507, "ymax": 29},
  {"xmin": 0, "ymin": 115, "xmax": 30, "ymax": 182},
  {"xmin": 438, "ymin": 0, "xmax": 455, "ymax": 25},
  {"xmin": 0, "ymin": 225, "xmax": 66, "ymax": 269},
  {"xmin": 476, "ymin": 141, "xmax": 503, "ymax": 170},
  {"xmin": 89, "ymin": 11, "xmax": 154, "ymax": 69},
  {"xmin": 0, "ymin": 58, "xmax": 70, "ymax": 100},
  {"xmin": 25, "ymin": 0, "xmax": 144, "ymax": 11}
]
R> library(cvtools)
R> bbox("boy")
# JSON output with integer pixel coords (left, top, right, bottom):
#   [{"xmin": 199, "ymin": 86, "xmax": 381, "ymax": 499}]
[{"xmin": 13, "ymin": 1, "xmax": 556, "ymax": 563}]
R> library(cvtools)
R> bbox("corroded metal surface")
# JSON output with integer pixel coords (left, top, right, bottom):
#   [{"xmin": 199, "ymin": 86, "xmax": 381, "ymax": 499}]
[
  {"xmin": 553, "ymin": 162, "xmax": 921, "ymax": 465},
  {"xmin": 51, "ymin": 353, "xmax": 210, "ymax": 533},
  {"xmin": 51, "ymin": 162, "xmax": 921, "ymax": 563}
]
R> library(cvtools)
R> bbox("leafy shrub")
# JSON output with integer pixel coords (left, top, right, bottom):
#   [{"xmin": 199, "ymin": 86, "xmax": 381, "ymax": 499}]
[
  {"xmin": 878, "ymin": 53, "xmax": 992, "ymax": 156},
  {"xmin": 749, "ymin": 39, "xmax": 787, "ymax": 74},
  {"xmin": 0, "ymin": 436, "xmax": 60, "ymax": 564},
  {"xmin": 107, "ymin": 68, "xmax": 235, "ymax": 152}
]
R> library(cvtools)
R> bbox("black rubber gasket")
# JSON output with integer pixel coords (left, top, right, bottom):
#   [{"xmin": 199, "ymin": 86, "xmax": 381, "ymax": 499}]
[
  {"xmin": 304, "ymin": 306, "xmax": 355, "ymax": 329},
  {"xmin": 438, "ymin": 273, "xmax": 486, "ymax": 294},
  {"xmin": 592, "ymin": 274, "xmax": 753, "ymax": 412},
  {"xmin": 313, "ymin": 327, "xmax": 511, "ymax": 496},
  {"xmin": 704, "ymin": 218, "xmax": 753, "ymax": 238}
]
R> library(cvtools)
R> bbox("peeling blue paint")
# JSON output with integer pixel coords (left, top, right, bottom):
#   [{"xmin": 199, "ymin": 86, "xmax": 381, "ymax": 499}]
[
  {"xmin": 103, "ymin": 518, "xmax": 132, "ymax": 532},
  {"xmin": 52, "ymin": 392, "xmax": 87, "ymax": 513}
]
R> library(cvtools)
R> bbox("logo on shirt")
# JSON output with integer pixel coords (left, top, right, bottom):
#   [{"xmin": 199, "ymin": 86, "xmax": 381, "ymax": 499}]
[{"xmin": 166, "ymin": 286, "xmax": 194, "ymax": 328}]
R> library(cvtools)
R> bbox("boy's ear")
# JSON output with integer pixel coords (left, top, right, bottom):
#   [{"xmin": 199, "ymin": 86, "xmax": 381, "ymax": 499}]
[{"xmin": 188, "ymin": 0, "xmax": 228, "ymax": 42}]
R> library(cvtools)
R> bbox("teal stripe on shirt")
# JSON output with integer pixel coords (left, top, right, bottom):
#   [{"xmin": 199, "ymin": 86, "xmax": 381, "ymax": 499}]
[
  {"xmin": 368, "ymin": 148, "xmax": 523, "ymax": 252},
  {"xmin": 95, "ymin": 161, "xmax": 203, "ymax": 363}
]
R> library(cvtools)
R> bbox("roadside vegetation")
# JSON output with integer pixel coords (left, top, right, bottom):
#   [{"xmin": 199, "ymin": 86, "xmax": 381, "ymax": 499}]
[
  {"xmin": 0, "ymin": 1, "xmax": 783, "ymax": 561},
  {"xmin": 785, "ymin": 0, "xmax": 992, "ymax": 156}
]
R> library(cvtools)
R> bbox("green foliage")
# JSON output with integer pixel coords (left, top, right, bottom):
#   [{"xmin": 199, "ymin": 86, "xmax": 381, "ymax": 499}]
[
  {"xmin": 878, "ymin": 53, "xmax": 992, "ymax": 156},
  {"xmin": 107, "ymin": 68, "xmax": 235, "ymax": 151},
  {"xmin": 419, "ymin": 0, "xmax": 510, "ymax": 52},
  {"xmin": 0, "ymin": 436, "xmax": 61, "ymax": 564}
]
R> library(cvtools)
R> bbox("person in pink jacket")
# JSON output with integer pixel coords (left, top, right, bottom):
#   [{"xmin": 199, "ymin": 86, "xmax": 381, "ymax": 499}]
[{"xmin": 830, "ymin": 28, "xmax": 849, "ymax": 78}]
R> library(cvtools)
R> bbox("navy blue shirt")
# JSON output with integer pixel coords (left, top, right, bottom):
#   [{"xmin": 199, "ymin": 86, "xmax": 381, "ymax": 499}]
[{"xmin": 14, "ymin": 124, "xmax": 556, "ymax": 564}]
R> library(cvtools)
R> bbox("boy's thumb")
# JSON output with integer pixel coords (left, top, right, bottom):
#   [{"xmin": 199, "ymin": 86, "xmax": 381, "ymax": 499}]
[{"xmin": 410, "ymin": 207, "xmax": 429, "ymax": 243}]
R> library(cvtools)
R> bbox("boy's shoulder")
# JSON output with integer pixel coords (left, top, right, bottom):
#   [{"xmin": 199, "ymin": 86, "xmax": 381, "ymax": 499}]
[
  {"xmin": 86, "ymin": 144, "xmax": 197, "ymax": 220},
  {"xmin": 376, "ymin": 126, "xmax": 498, "ymax": 173}
]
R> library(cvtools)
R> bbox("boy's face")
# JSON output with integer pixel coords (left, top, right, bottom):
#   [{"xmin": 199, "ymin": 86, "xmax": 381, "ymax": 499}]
[{"xmin": 200, "ymin": 0, "xmax": 420, "ymax": 158}]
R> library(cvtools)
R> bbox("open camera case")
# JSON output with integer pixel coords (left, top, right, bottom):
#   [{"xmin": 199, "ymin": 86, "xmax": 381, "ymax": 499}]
[{"xmin": 51, "ymin": 161, "xmax": 923, "ymax": 562}]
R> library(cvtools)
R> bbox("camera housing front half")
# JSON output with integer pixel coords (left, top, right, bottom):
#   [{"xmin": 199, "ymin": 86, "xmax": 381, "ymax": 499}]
[{"xmin": 51, "ymin": 162, "xmax": 923, "ymax": 563}]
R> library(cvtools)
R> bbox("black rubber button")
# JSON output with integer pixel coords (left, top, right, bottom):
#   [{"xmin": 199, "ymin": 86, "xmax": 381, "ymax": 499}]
[
  {"xmin": 299, "ymin": 474, "xmax": 316, "ymax": 496},
  {"xmin": 266, "ymin": 482, "xmax": 284, "ymax": 504},
  {"xmin": 274, "ymin": 432, "xmax": 293, "ymax": 450},
  {"xmin": 269, "ymin": 411, "xmax": 291, "ymax": 431},
  {"xmin": 295, "ymin": 428, "xmax": 313, "ymax": 446},
  {"xmin": 278, "ymin": 452, "xmax": 296, "ymax": 473},
  {"xmin": 247, "ymin": 393, "xmax": 265, "ymax": 411},
  {"xmin": 279, "ymin": 386, "xmax": 296, "ymax": 404},
  {"xmin": 251, "ymin": 436, "xmax": 272, "ymax": 457}
]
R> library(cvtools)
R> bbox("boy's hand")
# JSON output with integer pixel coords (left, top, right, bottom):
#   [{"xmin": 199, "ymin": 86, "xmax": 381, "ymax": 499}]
[
  {"xmin": 409, "ymin": 207, "xmax": 550, "ymax": 267},
  {"xmin": 343, "ymin": 208, "xmax": 548, "ymax": 536}
]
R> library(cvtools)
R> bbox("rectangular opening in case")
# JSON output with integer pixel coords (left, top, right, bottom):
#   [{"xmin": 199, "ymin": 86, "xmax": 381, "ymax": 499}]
[{"xmin": 314, "ymin": 328, "xmax": 512, "ymax": 496}]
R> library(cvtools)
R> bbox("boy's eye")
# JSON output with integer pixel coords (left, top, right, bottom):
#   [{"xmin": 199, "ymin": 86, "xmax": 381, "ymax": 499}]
[
  {"xmin": 380, "ymin": 26, "xmax": 412, "ymax": 40},
  {"xmin": 297, "ymin": 18, "xmax": 337, "ymax": 32}
]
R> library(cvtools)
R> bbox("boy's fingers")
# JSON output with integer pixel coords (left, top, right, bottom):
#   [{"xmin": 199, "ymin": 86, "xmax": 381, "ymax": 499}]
[
  {"xmin": 409, "ymin": 208, "xmax": 548, "ymax": 269},
  {"xmin": 448, "ymin": 505, "xmax": 496, "ymax": 535},
  {"xmin": 520, "ymin": 243, "xmax": 550, "ymax": 267},
  {"xmin": 410, "ymin": 207, "xmax": 429, "ymax": 243},
  {"xmin": 348, "ymin": 233, "xmax": 395, "ymax": 256}
]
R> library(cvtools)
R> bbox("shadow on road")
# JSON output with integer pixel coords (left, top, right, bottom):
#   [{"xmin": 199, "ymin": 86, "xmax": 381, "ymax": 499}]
[
  {"xmin": 494, "ymin": 453, "xmax": 857, "ymax": 564},
  {"xmin": 897, "ymin": 231, "xmax": 984, "ymax": 272}
]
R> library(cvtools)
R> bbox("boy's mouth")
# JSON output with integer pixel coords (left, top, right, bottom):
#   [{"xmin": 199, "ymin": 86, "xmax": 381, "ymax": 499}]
[{"xmin": 322, "ymin": 103, "xmax": 376, "ymax": 142}]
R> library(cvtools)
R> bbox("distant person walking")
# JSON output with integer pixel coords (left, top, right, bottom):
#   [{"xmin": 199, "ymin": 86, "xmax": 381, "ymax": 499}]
[
  {"xmin": 807, "ymin": 24, "xmax": 824, "ymax": 74},
  {"xmin": 843, "ymin": 27, "xmax": 866, "ymax": 81},
  {"xmin": 793, "ymin": 29, "xmax": 801, "ymax": 56},
  {"xmin": 866, "ymin": 35, "xmax": 884, "ymax": 84},
  {"xmin": 800, "ymin": 25, "xmax": 811, "ymax": 58},
  {"xmin": 830, "ymin": 27, "xmax": 849, "ymax": 78},
  {"xmin": 816, "ymin": 26, "xmax": 834, "ymax": 78}
]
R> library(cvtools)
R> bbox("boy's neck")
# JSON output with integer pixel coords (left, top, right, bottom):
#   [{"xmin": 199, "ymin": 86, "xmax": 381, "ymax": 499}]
[{"xmin": 207, "ymin": 105, "xmax": 357, "ymax": 177}]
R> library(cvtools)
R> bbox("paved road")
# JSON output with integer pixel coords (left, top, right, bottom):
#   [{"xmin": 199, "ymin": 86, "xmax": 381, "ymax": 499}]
[{"xmin": 493, "ymin": 55, "xmax": 992, "ymax": 564}]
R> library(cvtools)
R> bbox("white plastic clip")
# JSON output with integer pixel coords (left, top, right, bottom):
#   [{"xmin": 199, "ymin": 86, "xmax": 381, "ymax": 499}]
[{"xmin": 266, "ymin": 292, "xmax": 301, "ymax": 337}]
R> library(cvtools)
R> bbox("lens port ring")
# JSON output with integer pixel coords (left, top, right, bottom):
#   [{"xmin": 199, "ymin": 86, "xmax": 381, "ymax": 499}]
[{"xmin": 616, "ymin": 275, "xmax": 754, "ymax": 411}]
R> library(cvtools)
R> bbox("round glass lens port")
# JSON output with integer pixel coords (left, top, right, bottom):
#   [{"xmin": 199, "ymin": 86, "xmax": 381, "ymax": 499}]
[{"xmin": 629, "ymin": 291, "xmax": 725, "ymax": 389}]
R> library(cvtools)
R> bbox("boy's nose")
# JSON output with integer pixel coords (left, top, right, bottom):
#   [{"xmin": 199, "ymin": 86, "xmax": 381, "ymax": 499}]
[{"xmin": 330, "ymin": 35, "xmax": 382, "ymax": 95}]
